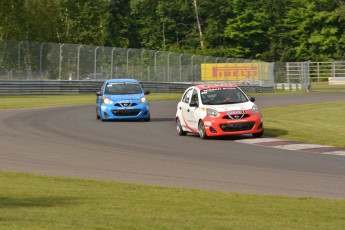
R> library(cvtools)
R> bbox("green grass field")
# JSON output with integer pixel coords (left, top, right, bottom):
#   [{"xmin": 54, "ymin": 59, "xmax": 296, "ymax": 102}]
[
  {"xmin": 1, "ymin": 171, "xmax": 345, "ymax": 230},
  {"xmin": 0, "ymin": 93, "xmax": 183, "ymax": 109},
  {"xmin": 1, "ymin": 92, "xmax": 345, "ymax": 229},
  {"xmin": 263, "ymin": 101, "xmax": 345, "ymax": 147}
]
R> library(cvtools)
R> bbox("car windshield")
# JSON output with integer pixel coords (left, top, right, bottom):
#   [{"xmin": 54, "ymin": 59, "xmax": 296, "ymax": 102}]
[
  {"xmin": 105, "ymin": 82, "xmax": 143, "ymax": 95},
  {"xmin": 200, "ymin": 87, "xmax": 248, "ymax": 105}
]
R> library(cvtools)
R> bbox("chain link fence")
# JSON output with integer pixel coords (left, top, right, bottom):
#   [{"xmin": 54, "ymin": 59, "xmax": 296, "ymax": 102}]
[
  {"xmin": 273, "ymin": 62, "xmax": 310, "ymax": 91},
  {"xmin": 0, "ymin": 40, "xmax": 274, "ymax": 87}
]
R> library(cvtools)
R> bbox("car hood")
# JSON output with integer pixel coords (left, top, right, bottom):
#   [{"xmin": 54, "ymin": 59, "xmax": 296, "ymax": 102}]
[
  {"xmin": 107, "ymin": 94, "xmax": 144, "ymax": 101},
  {"xmin": 205, "ymin": 102, "xmax": 254, "ymax": 112}
]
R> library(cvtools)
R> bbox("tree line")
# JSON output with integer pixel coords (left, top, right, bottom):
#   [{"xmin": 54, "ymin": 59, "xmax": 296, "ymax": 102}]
[{"xmin": 1, "ymin": 0, "xmax": 345, "ymax": 62}]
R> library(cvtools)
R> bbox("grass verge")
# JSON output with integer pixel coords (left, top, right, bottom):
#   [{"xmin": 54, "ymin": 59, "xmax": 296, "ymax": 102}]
[
  {"xmin": 1, "ymin": 171, "xmax": 345, "ymax": 229},
  {"xmin": 0, "ymin": 93, "xmax": 183, "ymax": 109},
  {"xmin": 262, "ymin": 101, "xmax": 345, "ymax": 147}
]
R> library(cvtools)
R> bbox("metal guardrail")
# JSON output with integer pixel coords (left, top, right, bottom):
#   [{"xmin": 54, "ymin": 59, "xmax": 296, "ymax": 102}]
[{"xmin": 0, "ymin": 80, "xmax": 274, "ymax": 95}]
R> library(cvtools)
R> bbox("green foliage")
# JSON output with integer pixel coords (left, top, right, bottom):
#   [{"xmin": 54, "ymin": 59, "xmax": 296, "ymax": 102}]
[
  {"xmin": 106, "ymin": 0, "xmax": 131, "ymax": 47},
  {"xmin": 57, "ymin": 0, "xmax": 112, "ymax": 45},
  {"xmin": 1, "ymin": 0, "xmax": 345, "ymax": 61},
  {"xmin": 284, "ymin": 0, "xmax": 343, "ymax": 61}
]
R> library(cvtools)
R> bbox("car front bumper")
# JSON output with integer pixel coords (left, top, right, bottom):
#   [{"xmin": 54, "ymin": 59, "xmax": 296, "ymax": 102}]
[
  {"xmin": 99, "ymin": 103, "xmax": 150, "ymax": 120},
  {"xmin": 202, "ymin": 113, "xmax": 263, "ymax": 137}
]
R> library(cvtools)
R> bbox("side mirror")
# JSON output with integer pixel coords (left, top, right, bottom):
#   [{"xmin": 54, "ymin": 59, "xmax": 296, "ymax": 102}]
[
  {"xmin": 145, "ymin": 90, "xmax": 150, "ymax": 95},
  {"xmin": 250, "ymin": 97, "xmax": 255, "ymax": 102},
  {"xmin": 96, "ymin": 91, "xmax": 102, "ymax": 96}
]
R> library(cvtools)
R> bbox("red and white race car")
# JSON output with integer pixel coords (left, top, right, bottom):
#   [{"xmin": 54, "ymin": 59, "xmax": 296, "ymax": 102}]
[{"xmin": 175, "ymin": 83, "xmax": 264, "ymax": 139}]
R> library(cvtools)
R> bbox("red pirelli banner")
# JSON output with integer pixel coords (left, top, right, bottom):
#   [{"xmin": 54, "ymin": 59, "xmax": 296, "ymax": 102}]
[{"xmin": 201, "ymin": 63, "xmax": 266, "ymax": 81}]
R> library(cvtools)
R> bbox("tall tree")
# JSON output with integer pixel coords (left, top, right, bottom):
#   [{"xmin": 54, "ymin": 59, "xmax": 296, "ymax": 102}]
[
  {"xmin": 200, "ymin": 0, "xmax": 233, "ymax": 57},
  {"xmin": 224, "ymin": 0, "xmax": 272, "ymax": 59},
  {"xmin": 106, "ymin": 0, "xmax": 131, "ymax": 47},
  {"xmin": 0, "ymin": 0, "xmax": 27, "ymax": 40},
  {"xmin": 57, "ymin": 0, "xmax": 111, "ymax": 45},
  {"xmin": 284, "ymin": 0, "xmax": 342, "ymax": 61},
  {"xmin": 130, "ymin": 0, "xmax": 161, "ymax": 49},
  {"xmin": 192, "ymin": 0, "xmax": 205, "ymax": 50}
]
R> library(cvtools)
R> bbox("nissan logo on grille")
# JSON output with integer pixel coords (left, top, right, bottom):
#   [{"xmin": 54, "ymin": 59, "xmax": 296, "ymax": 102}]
[{"xmin": 121, "ymin": 103, "xmax": 131, "ymax": 107}]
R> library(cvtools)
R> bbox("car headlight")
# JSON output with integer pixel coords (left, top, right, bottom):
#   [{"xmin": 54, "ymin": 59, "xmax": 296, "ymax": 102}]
[
  {"xmin": 140, "ymin": 97, "xmax": 147, "ymax": 103},
  {"xmin": 103, "ymin": 96, "xmax": 113, "ymax": 105},
  {"xmin": 251, "ymin": 105, "xmax": 260, "ymax": 114},
  {"xmin": 206, "ymin": 108, "xmax": 219, "ymax": 118}
]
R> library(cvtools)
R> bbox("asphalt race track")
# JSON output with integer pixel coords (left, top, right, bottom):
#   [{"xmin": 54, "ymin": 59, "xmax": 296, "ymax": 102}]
[{"xmin": 0, "ymin": 93, "xmax": 345, "ymax": 199}]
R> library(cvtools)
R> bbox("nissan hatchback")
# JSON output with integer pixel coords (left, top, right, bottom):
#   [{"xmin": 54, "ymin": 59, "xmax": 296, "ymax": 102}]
[
  {"xmin": 176, "ymin": 83, "xmax": 263, "ymax": 139},
  {"xmin": 96, "ymin": 79, "xmax": 150, "ymax": 121}
]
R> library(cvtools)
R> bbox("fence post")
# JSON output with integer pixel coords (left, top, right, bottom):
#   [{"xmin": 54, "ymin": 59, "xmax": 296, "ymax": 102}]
[
  {"xmin": 286, "ymin": 62, "xmax": 290, "ymax": 83},
  {"xmin": 140, "ymin": 49, "xmax": 146, "ymax": 81},
  {"xmin": 111, "ymin": 47, "xmax": 116, "ymax": 79},
  {"xmin": 317, "ymin": 62, "xmax": 320, "ymax": 81},
  {"xmin": 18, "ymin": 41, "xmax": 23, "ymax": 69},
  {"xmin": 179, "ymin": 53, "xmax": 183, "ymax": 82},
  {"xmin": 77, "ymin": 45, "xmax": 82, "ymax": 80},
  {"xmin": 167, "ymin": 52, "xmax": 172, "ymax": 82},
  {"xmin": 40, "ymin": 42, "xmax": 45, "ymax": 80},
  {"xmin": 154, "ymin": 51, "xmax": 160, "ymax": 77},
  {"xmin": 126, "ymin": 48, "xmax": 131, "ymax": 77},
  {"xmin": 94, "ymin": 46, "xmax": 99, "ymax": 80},
  {"xmin": 59, "ymin": 43, "xmax": 65, "ymax": 80},
  {"xmin": 191, "ymin": 55, "xmax": 195, "ymax": 83}
]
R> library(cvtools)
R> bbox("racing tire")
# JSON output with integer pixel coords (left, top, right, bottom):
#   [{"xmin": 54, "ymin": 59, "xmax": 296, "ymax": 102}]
[
  {"xmin": 252, "ymin": 130, "xmax": 264, "ymax": 138},
  {"xmin": 176, "ymin": 118, "xmax": 187, "ymax": 136},
  {"xmin": 198, "ymin": 120, "xmax": 207, "ymax": 139}
]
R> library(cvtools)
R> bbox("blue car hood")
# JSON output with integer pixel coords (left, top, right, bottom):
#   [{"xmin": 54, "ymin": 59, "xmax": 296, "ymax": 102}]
[{"xmin": 107, "ymin": 94, "xmax": 143, "ymax": 101}]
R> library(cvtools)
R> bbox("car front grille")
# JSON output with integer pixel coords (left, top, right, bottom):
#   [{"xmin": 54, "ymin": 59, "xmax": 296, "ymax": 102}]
[
  {"xmin": 219, "ymin": 122, "xmax": 255, "ymax": 132},
  {"xmin": 222, "ymin": 114, "xmax": 250, "ymax": 119},
  {"xmin": 114, "ymin": 103, "xmax": 138, "ymax": 107},
  {"xmin": 112, "ymin": 109, "xmax": 141, "ymax": 116}
]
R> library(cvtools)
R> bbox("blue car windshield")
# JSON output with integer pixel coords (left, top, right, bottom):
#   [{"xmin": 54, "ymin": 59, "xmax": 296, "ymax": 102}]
[{"xmin": 105, "ymin": 82, "xmax": 143, "ymax": 95}]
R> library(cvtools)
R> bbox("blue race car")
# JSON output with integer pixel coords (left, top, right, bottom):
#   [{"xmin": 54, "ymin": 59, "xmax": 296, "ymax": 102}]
[{"xmin": 96, "ymin": 79, "xmax": 150, "ymax": 121}]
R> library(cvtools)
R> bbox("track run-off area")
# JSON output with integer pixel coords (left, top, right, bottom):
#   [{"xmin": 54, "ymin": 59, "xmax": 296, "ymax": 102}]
[{"xmin": 0, "ymin": 93, "xmax": 344, "ymax": 199}]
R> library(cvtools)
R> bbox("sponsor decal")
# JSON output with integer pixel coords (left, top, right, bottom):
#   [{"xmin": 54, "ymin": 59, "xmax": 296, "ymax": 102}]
[
  {"xmin": 200, "ymin": 63, "xmax": 272, "ymax": 82},
  {"xmin": 201, "ymin": 63, "xmax": 270, "ymax": 81},
  {"xmin": 204, "ymin": 121, "xmax": 212, "ymax": 126},
  {"xmin": 119, "ymin": 100, "xmax": 133, "ymax": 103},
  {"xmin": 108, "ymin": 82, "xmax": 138, "ymax": 86},
  {"xmin": 227, "ymin": 110, "xmax": 245, "ymax": 119},
  {"xmin": 201, "ymin": 87, "xmax": 225, "ymax": 93},
  {"xmin": 182, "ymin": 116, "xmax": 198, "ymax": 133},
  {"xmin": 228, "ymin": 110, "xmax": 243, "ymax": 115}
]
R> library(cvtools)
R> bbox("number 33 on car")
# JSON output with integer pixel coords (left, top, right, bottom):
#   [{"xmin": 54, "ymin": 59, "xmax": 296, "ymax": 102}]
[{"xmin": 175, "ymin": 83, "xmax": 264, "ymax": 139}]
